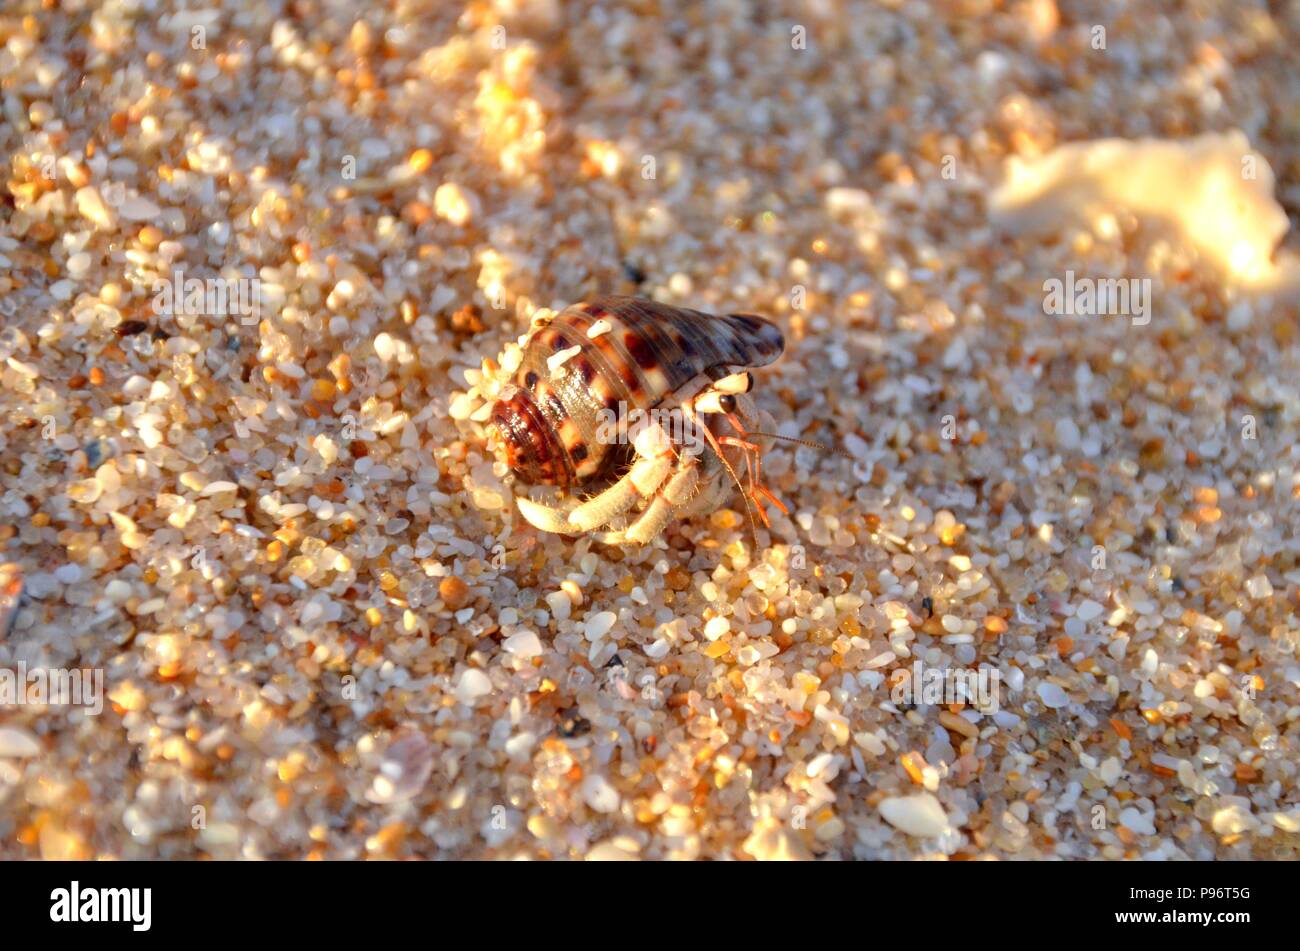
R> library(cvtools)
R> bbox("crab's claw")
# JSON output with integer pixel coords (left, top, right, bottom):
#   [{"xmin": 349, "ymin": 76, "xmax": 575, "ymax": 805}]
[{"xmin": 515, "ymin": 495, "xmax": 580, "ymax": 534}]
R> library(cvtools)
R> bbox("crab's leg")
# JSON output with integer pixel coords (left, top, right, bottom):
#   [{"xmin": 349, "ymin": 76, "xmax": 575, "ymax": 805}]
[
  {"xmin": 700, "ymin": 389, "xmax": 790, "ymax": 522},
  {"xmin": 685, "ymin": 379, "xmax": 779, "ymax": 532},
  {"xmin": 718, "ymin": 434, "xmax": 762, "ymax": 484},
  {"xmin": 515, "ymin": 494, "xmax": 581, "ymax": 534},
  {"xmin": 622, "ymin": 452, "xmax": 702, "ymax": 545},
  {"xmin": 517, "ymin": 450, "xmax": 674, "ymax": 534},
  {"xmin": 715, "ymin": 434, "xmax": 775, "ymax": 525},
  {"xmin": 594, "ymin": 432, "xmax": 720, "ymax": 546},
  {"xmin": 596, "ymin": 472, "xmax": 726, "ymax": 547},
  {"xmin": 515, "ymin": 417, "xmax": 677, "ymax": 535},
  {"xmin": 674, "ymin": 467, "xmax": 731, "ymax": 522},
  {"xmin": 567, "ymin": 416, "xmax": 681, "ymax": 531},
  {"xmin": 682, "ymin": 399, "xmax": 746, "ymax": 494},
  {"xmin": 567, "ymin": 454, "xmax": 672, "ymax": 531}
]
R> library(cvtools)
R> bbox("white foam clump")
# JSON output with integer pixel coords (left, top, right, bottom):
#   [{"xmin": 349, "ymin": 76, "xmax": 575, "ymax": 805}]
[{"xmin": 990, "ymin": 130, "xmax": 1299, "ymax": 292}]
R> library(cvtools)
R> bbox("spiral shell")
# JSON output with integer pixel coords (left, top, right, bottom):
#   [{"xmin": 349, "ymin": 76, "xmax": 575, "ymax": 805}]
[{"xmin": 490, "ymin": 297, "xmax": 784, "ymax": 486}]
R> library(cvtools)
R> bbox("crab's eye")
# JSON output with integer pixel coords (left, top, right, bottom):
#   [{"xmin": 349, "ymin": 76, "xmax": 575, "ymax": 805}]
[{"xmin": 718, "ymin": 394, "xmax": 737, "ymax": 414}]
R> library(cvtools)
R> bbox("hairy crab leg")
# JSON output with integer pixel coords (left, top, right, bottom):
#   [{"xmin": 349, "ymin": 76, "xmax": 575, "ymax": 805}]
[{"xmin": 515, "ymin": 494, "xmax": 581, "ymax": 534}]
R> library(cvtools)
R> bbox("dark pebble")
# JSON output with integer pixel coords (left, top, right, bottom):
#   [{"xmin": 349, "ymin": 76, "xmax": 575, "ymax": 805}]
[
  {"xmin": 83, "ymin": 439, "xmax": 113, "ymax": 467},
  {"xmin": 558, "ymin": 709, "xmax": 591, "ymax": 738}
]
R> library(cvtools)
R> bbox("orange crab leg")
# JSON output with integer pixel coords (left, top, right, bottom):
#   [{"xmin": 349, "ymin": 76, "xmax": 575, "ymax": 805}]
[
  {"xmin": 719, "ymin": 417, "xmax": 788, "ymax": 525},
  {"xmin": 683, "ymin": 402, "xmax": 762, "ymax": 541},
  {"xmin": 753, "ymin": 483, "xmax": 789, "ymax": 515},
  {"xmin": 717, "ymin": 435, "xmax": 762, "ymax": 488}
]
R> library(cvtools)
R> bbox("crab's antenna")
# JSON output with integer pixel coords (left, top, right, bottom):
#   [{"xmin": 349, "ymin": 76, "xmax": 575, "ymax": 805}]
[
  {"xmin": 696, "ymin": 414, "xmax": 763, "ymax": 544},
  {"xmin": 748, "ymin": 432, "xmax": 858, "ymax": 460}
]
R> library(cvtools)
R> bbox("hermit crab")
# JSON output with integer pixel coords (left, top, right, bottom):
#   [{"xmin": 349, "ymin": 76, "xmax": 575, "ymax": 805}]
[{"xmin": 487, "ymin": 296, "xmax": 789, "ymax": 545}]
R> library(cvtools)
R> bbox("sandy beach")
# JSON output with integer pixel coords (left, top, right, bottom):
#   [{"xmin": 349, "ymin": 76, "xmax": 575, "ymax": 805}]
[{"xmin": 1, "ymin": 0, "xmax": 1298, "ymax": 859}]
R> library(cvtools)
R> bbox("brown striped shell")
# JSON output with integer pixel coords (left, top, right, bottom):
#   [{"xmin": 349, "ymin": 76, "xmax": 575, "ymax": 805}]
[{"xmin": 490, "ymin": 297, "xmax": 784, "ymax": 487}]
